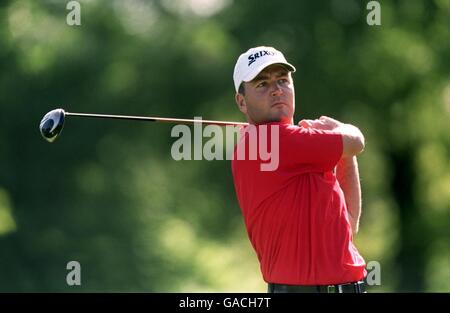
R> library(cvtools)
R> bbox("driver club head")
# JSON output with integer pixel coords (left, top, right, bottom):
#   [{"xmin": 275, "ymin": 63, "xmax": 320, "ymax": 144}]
[{"xmin": 39, "ymin": 108, "xmax": 65, "ymax": 143}]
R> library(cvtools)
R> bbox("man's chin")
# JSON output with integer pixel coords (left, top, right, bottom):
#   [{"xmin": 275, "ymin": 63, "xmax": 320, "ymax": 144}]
[
  {"xmin": 273, "ymin": 112, "xmax": 293, "ymax": 123},
  {"xmin": 259, "ymin": 116, "xmax": 293, "ymax": 125}
]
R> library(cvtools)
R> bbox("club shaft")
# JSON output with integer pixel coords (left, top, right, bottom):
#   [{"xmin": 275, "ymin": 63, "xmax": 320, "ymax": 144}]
[{"xmin": 65, "ymin": 112, "xmax": 248, "ymax": 126}]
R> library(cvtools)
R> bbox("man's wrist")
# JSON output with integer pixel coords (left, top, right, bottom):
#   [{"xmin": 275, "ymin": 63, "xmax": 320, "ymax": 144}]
[{"xmin": 338, "ymin": 155, "xmax": 356, "ymax": 166}]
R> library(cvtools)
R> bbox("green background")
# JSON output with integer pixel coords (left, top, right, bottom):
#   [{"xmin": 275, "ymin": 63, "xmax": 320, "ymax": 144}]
[{"xmin": 0, "ymin": 0, "xmax": 449, "ymax": 292}]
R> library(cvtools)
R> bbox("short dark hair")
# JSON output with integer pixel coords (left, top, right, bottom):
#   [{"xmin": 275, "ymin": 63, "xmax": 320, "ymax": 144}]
[{"xmin": 238, "ymin": 83, "xmax": 245, "ymax": 95}]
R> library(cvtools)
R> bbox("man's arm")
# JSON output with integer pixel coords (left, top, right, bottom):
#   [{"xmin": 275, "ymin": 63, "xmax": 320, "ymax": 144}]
[
  {"xmin": 336, "ymin": 156, "xmax": 362, "ymax": 235},
  {"xmin": 299, "ymin": 116, "xmax": 365, "ymax": 234},
  {"xmin": 299, "ymin": 116, "xmax": 365, "ymax": 158}
]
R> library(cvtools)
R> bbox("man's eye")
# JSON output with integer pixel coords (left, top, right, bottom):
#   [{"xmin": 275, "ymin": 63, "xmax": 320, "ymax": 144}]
[
  {"xmin": 256, "ymin": 82, "xmax": 266, "ymax": 88},
  {"xmin": 279, "ymin": 78, "xmax": 288, "ymax": 84}
]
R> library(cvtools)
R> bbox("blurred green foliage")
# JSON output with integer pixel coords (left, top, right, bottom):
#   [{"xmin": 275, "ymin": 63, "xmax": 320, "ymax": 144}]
[{"xmin": 0, "ymin": 0, "xmax": 449, "ymax": 292}]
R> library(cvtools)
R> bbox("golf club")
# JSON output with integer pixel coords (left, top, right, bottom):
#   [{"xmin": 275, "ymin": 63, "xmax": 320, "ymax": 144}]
[{"xmin": 39, "ymin": 108, "xmax": 249, "ymax": 143}]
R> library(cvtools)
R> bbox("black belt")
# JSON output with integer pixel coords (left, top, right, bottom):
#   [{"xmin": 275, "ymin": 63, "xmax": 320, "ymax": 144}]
[{"xmin": 268, "ymin": 280, "xmax": 366, "ymax": 293}]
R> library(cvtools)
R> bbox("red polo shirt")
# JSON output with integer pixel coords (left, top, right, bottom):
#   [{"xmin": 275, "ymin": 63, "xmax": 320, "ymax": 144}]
[{"xmin": 231, "ymin": 122, "xmax": 366, "ymax": 285}]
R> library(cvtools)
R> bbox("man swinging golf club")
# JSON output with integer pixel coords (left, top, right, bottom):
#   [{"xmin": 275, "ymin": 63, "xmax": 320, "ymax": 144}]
[{"xmin": 231, "ymin": 46, "xmax": 367, "ymax": 293}]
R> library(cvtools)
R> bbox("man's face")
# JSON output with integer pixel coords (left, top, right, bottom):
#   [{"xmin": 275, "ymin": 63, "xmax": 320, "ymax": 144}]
[{"xmin": 235, "ymin": 64, "xmax": 295, "ymax": 125}]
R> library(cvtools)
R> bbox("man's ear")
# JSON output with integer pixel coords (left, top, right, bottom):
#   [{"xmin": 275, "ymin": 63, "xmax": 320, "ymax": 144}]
[{"xmin": 235, "ymin": 93, "xmax": 247, "ymax": 114}]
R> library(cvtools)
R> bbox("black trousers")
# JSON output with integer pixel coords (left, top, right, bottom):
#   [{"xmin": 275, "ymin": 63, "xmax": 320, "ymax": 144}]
[{"xmin": 268, "ymin": 280, "xmax": 366, "ymax": 293}]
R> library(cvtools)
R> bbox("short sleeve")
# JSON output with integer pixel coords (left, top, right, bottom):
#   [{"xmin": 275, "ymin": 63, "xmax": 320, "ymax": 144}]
[{"xmin": 279, "ymin": 125, "xmax": 343, "ymax": 172}]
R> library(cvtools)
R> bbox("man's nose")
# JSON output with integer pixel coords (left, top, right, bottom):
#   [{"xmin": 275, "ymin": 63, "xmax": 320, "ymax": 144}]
[{"xmin": 270, "ymin": 82, "xmax": 283, "ymax": 96}]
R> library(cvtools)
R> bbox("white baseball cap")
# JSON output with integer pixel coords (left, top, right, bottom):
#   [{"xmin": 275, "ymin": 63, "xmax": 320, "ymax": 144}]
[{"xmin": 233, "ymin": 46, "xmax": 296, "ymax": 93}]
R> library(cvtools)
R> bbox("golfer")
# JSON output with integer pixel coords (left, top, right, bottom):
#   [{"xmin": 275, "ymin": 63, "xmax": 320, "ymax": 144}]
[{"xmin": 231, "ymin": 46, "xmax": 367, "ymax": 293}]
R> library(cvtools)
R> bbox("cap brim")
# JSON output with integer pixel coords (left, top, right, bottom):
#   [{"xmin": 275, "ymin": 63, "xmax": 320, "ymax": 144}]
[{"xmin": 242, "ymin": 62, "xmax": 296, "ymax": 83}]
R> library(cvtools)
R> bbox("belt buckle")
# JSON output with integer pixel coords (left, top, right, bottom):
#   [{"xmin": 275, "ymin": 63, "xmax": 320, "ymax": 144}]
[{"xmin": 327, "ymin": 285, "xmax": 336, "ymax": 293}]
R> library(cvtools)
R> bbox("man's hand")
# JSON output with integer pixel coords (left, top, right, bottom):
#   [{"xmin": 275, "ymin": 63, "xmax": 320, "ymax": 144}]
[{"xmin": 299, "ymin": 116, "xmax": 341, "ymax": 130}]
